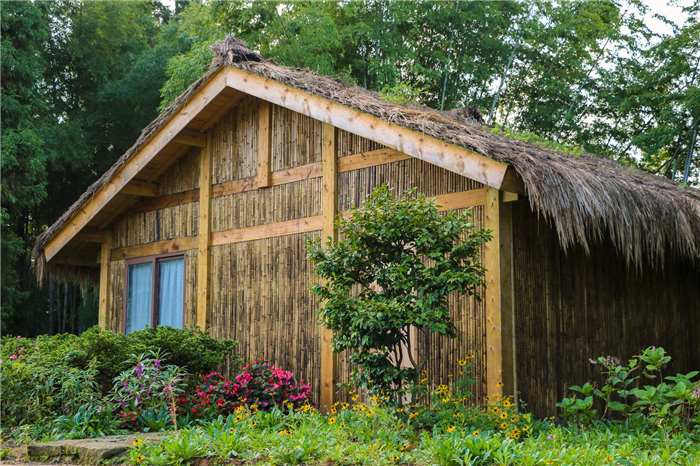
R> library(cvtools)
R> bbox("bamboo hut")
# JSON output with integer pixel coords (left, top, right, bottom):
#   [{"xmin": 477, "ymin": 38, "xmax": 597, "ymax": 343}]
[{"xmin": 33, "ymin": 38, "xmax": 700, "ymax": 417}]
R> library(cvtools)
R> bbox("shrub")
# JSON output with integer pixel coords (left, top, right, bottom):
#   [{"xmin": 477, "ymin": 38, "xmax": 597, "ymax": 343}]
[
  {"xmin": 111, "ymin": 350, "xmax": 186, "ymax": 430},
  {"xmin": 307, "ymin": 186, "xmax": 490, "ymax": 403},
  {"xmin": 1, "ymin": 339, "xmax": 101, "ymax": 426},
  {"xmin": 0, "ymin": 328, "xmax": 240, "ymax": 428},
  {"xmin": 184, "ymin": 360, "xmax": 312, "ymax": 418}
]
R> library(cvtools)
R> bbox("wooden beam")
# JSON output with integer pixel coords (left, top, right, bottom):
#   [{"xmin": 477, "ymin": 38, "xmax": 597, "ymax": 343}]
[
  {"xmin": 198, "ymin": 91, "xmax": 246, "ymax": 133},
  {"xmin": 224, "ymin": 67, "xmax": 520, "ymax": 191},
  {"xmin": 98, "ymin": 232, "xmax": 112, "ymax": 329},
  {"xmin": 197, "ymin": 137, "xmax": 214, "ymax": 330},
  {"xmin": 211, "ymin": 216, "xmax": 322, "ymax": 246},
  {"xmin": 132, "ymin": 189, "xmax": 200, "ymax": 215},
  {"xmin": 320, "ymin": 123, "xmax": 339, "ymax": 411},
  {"xmin": 51, "ymin": 255, "xmax": 101, "ymax": 268},
  {"xmin": 75, "ymin": 228, "xmax": 108, "ymax": 244},
  {"xmin": 43, "ymin": 69, "xmax": 229, "ymax": 262},
  {"xmin": 110, "ymin": 236, "xmax": 197, "ymax": 261},
  {"xmin": 121, "ymin": 181, "xmax": 159, "ymax": 197},
  {"xmin": 483, "ymin": 186, "xmax": 516, "ymax": 402},
  {"xmin": 257, "ymin": 100, "xmax": 273, "ymax": 188},
  {"xmin": 337, "ymin": 148, "xmax": 411, "ymax": 172},
  {"xmin": 173, "ymin": 128, "xmax": 208, "ymax": 148},
  {"xmin": 109, "ymin": 187, "xmax": 485, "ymax": 261}
]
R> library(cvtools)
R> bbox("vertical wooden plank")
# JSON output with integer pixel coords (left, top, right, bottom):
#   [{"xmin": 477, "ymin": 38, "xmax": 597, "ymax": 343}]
[
  {"xmin": 321, "ymin": 122, "xmax": 338, "ymax": 410},
  {"xmin": 98, "ymin": 231, "xmax": 113, "ymax": 329},
  {"xmin": 484, "ymin": 187, "xmax": 516, "ymax": 401},
  {"xmin": 197, "ymin": 136, "xmax": 213, "ymax": 329},
  {"xmin": 257, "ymin": 100, "xmax": 272, "ymax": 188}
]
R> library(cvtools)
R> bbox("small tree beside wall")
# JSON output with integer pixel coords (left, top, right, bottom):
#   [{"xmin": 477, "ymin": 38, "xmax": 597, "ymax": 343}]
[{"xmin": 307, "ymin": 185, "xmax": 491, "ymax": 403}]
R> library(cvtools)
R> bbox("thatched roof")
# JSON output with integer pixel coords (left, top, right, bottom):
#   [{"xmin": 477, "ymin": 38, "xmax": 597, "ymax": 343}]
[{"xmin": 34, "ymin": 37, "xmax": 700, "ymax": 285}]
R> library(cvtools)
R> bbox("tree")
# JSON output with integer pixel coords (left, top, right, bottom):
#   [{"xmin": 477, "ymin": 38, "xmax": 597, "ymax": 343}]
[
  {"xmin": 307, "ymin": 186, "xmax": 490, "ymax": 402},
  {"xmin": 1, "ymin": 1, "xmax": 51, "ymax": 332}
]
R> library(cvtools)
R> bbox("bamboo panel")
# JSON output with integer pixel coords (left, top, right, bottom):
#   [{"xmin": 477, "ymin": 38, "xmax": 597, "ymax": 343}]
[
  {"xmin": 109, "ymin": 260, "xmax": 125, "ymax": 333},
  {"xmin": 271, "ymin": 104, "xmax": 323, "ymax": 171},
  {"xmin": 212, "ymin": 96, "xmax": 259, "ymax": 184},
  {"xmin": 112, "ymin": 203, "xmax": 199, "ymax": 249},
  {"xmin": 417, "ymin": 207, "xmax": 487, "ymax": 404},
  {"xmin": 338, "ymin": 158, "xmax": 482, "ymax": 211},
  {"xmin": 338, "ymin": 129, "xmax": 385, "ymax": 157},
  {"xmin": 211, "ymin": 178, "xmax": 323, "ymax": 232},
  {"xmin": 209, "ymin": 231, "xmax": 323, "ymax": 401},
  {"xmin": 185, "ymin": 249, "xmax": 198, "ymax": 329},
  {"xmin": 512, "ymin": 202, "xmax": 700, "ymax": 418},
  {"xmin": 158, "ymin": 148, "xmax": 201, "ymax": 195}
]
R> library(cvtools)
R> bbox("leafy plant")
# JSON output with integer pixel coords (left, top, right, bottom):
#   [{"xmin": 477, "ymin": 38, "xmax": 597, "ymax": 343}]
[
  {"xmin": 51, "ymin": 405, "xmax": 122, "ymax": 440},
  {"xmin": 308, "ymin": 186, "xmax": 490, "ymax": 403}
]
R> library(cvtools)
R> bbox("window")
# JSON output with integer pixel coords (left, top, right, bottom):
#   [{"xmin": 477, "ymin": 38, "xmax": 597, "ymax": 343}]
[{"xmin": 125, "ymin": 254, "xmax": 185, "ymax": 334}]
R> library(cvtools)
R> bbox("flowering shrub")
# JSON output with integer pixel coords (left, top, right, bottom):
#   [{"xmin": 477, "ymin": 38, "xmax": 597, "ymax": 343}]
[
  {"xmin": 110, "ymin": 350, "xmax": 186, "ymax": 430},
  {"xmin": 184, "ymin": 359, "xmax": 312, "ymax": 417}
]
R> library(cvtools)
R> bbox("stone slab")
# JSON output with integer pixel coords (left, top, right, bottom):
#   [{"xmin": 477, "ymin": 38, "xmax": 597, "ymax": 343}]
[{"xmin": 27, "ymin": 432, "xmax": 162, "ymax": 462}]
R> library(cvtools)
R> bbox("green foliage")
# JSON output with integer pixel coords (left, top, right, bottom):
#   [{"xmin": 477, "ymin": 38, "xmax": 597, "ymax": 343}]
[
  {"xmin": 51, "ymin": 405, "xmax": 122, "ymax": 440},
  {"xmin": 0, "ymin": 328, "xmax": 239, "ymax": 427},
  {"xmin": 308, "ymin": 186, "xmax": 490, "ymax": 401},
  {"xmin": 491, "ymin": 125, "xmax": 585, "ymax": 157},
  {"xmin": 111, "ymin": 351, "xmax": 186, "ymax": 414},
  {"xmin": 124, "ymin": 402, "xmax": 700, "ymax": 466},
  {"xmin": 558, "ymin": 347, "xmax": 700, "ymax": 432}
]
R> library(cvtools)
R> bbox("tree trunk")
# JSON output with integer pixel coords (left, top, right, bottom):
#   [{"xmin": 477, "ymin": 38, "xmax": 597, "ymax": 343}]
[{"xmin": 48, "ymin": 281, "xmax": 55, "ymax": 336}]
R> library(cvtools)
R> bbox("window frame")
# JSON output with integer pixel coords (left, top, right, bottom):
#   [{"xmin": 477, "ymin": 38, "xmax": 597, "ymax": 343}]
[{"xmin": 123, "ymin": 252, "xmax": 186, "ymax": 334}]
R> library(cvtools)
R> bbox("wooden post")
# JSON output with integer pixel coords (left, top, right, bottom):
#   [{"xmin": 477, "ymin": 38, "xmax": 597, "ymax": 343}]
[
  {"xmin": 257, "ymin": 100, "xmax": 272, "ymax": 188},
  {"xmin": 98, "ymin": 231, "xmax": 112, "ymax": 329},
  {"xmin": 320, "ymin": 122, "xmax": 338, "ymax": 410},
  {"xmin": 483, "ymin": 187, "xmax": 516, "ymax": 402},
  {"xmin": 197, "ymin": 135, "xmax": 213, "ymax": 330}
]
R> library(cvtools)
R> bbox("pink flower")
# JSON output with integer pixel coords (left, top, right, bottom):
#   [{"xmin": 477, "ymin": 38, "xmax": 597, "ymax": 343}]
[
  {"xmin": 547, "ymin": 435, "xmax": 553, "ymax": 439},
  {"xmin": 17, "ymin": 336, "xmax": 21, "ymax": 339},
  {"xmin": 9, "ymin": 355, "xmax": 17, "ymax": 360}
]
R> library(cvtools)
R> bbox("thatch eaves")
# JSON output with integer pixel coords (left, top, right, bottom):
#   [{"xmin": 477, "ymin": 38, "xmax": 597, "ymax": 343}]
[{"xmin": 33, "ymin": 37, "xmax": 700, "ymax": 286}]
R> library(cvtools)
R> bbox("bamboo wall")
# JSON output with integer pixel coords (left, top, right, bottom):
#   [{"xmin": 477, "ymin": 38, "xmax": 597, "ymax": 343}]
[
  {"xmin": 106, "ymin": 95, "xmax": 490, "ymax": 405},
  {"xmin": 512, "ymin": 202, "xmax": 700, "ymax": 417},
  {"xmin": 107, "ymin": 148, "xmax": 202, "ymax": 332}
]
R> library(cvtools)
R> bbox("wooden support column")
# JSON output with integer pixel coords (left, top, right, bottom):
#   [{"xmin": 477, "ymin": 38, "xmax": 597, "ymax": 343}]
[
  {"xmin": 257, "ymin": 100, "xmax": 272, "ymax": 188},
  {"xmin": 98, "ymin": 231, "xmax": 113, "ymax": 329},
  {"xmin": 484, "ymin": 187, "xmax": 516, "ymax": 402},
  {"xmin": 320, "ymin": 122, "xmax": 339, "ymax": 410},
  {"xmin": 196, "ymin": 134, "xmax": 213, "ymax": 330}
]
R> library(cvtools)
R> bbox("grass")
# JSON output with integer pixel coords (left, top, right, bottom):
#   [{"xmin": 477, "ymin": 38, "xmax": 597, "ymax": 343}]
[{"xmin": 126, "ymin": 402, "xmax": 700, "ymax": 466}]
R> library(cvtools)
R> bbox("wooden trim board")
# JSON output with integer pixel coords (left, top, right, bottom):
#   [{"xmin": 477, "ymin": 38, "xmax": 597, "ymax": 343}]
[
  {"xmin": 197, "ymin": 138, "xmax": 214, "ymax": 330},
  {"xmin": 43, "ymin": 69, "xmax": 230, "ymax": 262}
]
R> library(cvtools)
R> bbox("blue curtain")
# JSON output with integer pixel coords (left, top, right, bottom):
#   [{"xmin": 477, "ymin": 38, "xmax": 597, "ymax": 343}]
[
  {"xmin": 157, "ymin": 258, "xmax": 184, "ymax": 329},
  {"xmin": 126, "ymin": 262, "xmax": 153, "ymax": 334}
]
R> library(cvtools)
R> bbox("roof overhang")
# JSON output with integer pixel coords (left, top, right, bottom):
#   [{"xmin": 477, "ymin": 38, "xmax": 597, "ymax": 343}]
[{"xmin": 41, "ymin": 65, "xmax": 525, "ymax": 264}]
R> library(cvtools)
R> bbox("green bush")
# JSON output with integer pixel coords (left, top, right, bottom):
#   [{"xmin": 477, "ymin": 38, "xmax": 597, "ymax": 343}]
[{"xmin": 0, "ymin": 327, "xmax": 240, "ymax": 427}]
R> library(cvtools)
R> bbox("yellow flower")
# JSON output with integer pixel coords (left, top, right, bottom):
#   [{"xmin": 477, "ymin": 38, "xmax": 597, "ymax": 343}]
[
  {"xmin": 523, "ymin": 426, "xmax": 530, "ymax": 432},
  {"xmin": 491, "ymin": 407, "xmax": 500, "ymax": 414},
  {"xmin": 409, "ymin": 412, "xmax": 418, "ymax": 420},
  {"xmin": 472, "ymin": 430, "xmax": 479, "ymax": 436},
  {"xmin": 400, "ymin": 444, "xmax": 411, "ymax": 452},
  {"xmin": 331, "ymin": 407, "xmax": 338, "ymax": 414},
  {"xmin": 603, "ymin": 458, "xmax": 613, "ymax": 462},
  {"xmin": 497, "ymin": 382, "xmax": 504, "ymax": 388},
  {"xmin": 352, "ymin": 394, "xmax": 360, "ymax": 402},
  {"xmin": 340, "ymin": 424, "xmax": 346, "ymax": 429},
  {"xmin": 396, "ymin": 408, "xmax": 404, "ymax": 413},
  {"xmin": 442, "ymin": 397, "xmax": 450, "ymax": 403},
  {"xmin": 511, "ymin": 415, "xmax": 519, "ymax": 422},
  {"xmin": 391, "ymin": 456, "xmax": 399, "ymax": 461},
  {"xmin": 446, "ymin": 425, "xmax": 456, "ymax": 432},
  {"xmin": 500, "ymin": 422, "xmax": 509, "ymax": 430},
  {"xmin": 328, "ymin": 417, "xmax": 336, "ymax": 424},
  {"xmin": 500, "ymin": 411, "xmax": 508, "ymax": 420},
  {"xmin": 132, "ymin": 438, "xmax": 143, "ymax": 446},
  {"xmin": 458, "ymin": 359, "xmax": 467, "ymax": 366},
  {"xmin": 420, "ymin": 378, "xmax": 428, "ymax": 384}
]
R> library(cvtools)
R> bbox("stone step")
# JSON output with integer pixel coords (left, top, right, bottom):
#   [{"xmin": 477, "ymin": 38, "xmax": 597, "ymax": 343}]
[{"xmin": 27, "ymin": 432, "xmax": 162, "ymax": 463}]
